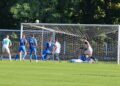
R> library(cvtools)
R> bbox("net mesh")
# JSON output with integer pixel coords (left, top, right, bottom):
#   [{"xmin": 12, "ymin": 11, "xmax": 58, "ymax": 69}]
[
  {"xmin": 22, "ymin": 23, "xmax": 119, "ymax": 61},
  {"xmin": 0, "ymin": 24, "xmax": 118, "ymax": 62}
]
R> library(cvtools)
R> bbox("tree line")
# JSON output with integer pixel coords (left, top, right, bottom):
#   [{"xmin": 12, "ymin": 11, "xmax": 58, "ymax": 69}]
[{"xmin": 0, "ymin": 0, "xmax": 120, "ymax": 29}]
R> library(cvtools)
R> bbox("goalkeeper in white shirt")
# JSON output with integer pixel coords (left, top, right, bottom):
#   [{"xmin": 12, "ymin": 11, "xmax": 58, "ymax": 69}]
[{"xmin": 1, "ymin": 35, "xmax": 12, "ymax": 61}]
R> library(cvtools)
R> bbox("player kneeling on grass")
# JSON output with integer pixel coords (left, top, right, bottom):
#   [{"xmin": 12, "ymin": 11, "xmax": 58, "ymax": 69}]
[
  {"xmin": 83, "ymin": 39, "xmax": 96, "ymax": 63},
  {"xmin": 15, "ymin": 34, "xmax": 27, "ymax": 61},
  {"xmin": 1, "ymin": 35, "xmax": 12, "ymax": 61},
  {"xmin": 42, "ymin": 38, "xmax": 54, "ymax": 60},
  {"xmin": 70, "ymin": 39, "xmax": 95, "ymax": 63},
  {"xmin": 28, "ymin": 34, "xmax": 38, "ymax": 62}
]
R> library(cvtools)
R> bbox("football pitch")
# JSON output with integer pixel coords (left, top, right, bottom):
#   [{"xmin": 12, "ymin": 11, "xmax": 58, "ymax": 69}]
[{"xmin": 0, "ymin": 61, "xmax": 120, "ymax": 86}]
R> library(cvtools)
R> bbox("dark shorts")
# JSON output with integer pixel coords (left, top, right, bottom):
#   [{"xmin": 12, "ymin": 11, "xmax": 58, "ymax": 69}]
[{"xmin": 54, "ymin": 53, "xmax": 59, "ymax": 57}]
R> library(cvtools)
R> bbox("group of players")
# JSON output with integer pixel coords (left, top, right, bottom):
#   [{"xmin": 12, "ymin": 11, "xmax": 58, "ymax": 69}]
[
  {"xmin": 1, "ymin": 34, "xmax": 61, "ymax": 62},
  {"xmin": 1, "ymin": 34, "xmax": 95, "ymax": 63}
]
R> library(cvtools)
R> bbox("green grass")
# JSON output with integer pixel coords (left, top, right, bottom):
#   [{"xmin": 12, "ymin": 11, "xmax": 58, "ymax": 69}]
[{"xmin": 0, "ymin": 61, "xmax": 120, "ymax": 86}]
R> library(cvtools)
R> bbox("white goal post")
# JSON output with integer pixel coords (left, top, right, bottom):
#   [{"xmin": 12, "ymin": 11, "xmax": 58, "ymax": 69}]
[
  {"xmin": 117, "ymin": 25, "xmax": 120, "ymax": 64},
  {"xmin": 20, "ymin": 23, "xmax": 120, "ymax": 64}
]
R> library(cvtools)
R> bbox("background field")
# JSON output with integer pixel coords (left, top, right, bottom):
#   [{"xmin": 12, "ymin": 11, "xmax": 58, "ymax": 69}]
[{"xmin": 0, "ymin": 61, "xmax": 120, "ymax": 86}]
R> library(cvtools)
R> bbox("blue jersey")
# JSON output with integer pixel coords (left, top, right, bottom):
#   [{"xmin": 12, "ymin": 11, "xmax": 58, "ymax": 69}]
[
  {"xmin": 29, "ymin": 37, "xmax": 37, "ymax": 48},
  {"xmin": 20, "ymin": 38, "xmax": 27, "ymax": 46},
  {"xmin": 45, "ymin": 42, "xmax": 54, "ymax": 52}
]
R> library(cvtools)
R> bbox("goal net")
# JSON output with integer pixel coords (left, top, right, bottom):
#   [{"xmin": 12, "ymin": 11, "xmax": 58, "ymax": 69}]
[{"xmin": 21, "ymin": 23, "xmax": 120, "ymax": 64}]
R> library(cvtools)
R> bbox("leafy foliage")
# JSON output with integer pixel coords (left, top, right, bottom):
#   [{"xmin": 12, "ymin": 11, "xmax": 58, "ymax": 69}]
[{"xmin": 0, "ymin": 0, "xmax": 120, "ymax": 28}]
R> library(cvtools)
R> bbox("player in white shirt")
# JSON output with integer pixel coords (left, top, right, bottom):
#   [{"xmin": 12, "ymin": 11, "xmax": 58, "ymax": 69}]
[
  {"xmin": 70, "ymin": 39, "xmax": 95, "ymax": 63},
  {"xmin": 83, "ymin": 39, "xmax": 96, "ymax": 62},
  {"xmin": 53, "ymin": 39, "xmax": 61, "ymax": 61},
  {"xmin": 84, "ymin": 39, "xmax": 93, "ymax": 57},
  {"xmin": 1, "ymin": 35, "xmax": 12, "ymax": 61}
]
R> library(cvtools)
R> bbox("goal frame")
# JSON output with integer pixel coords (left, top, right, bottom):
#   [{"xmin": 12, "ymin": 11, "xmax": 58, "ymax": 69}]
[{"xmin": 21, "ymin": 23, "xmax": 120, "ymax": 64}]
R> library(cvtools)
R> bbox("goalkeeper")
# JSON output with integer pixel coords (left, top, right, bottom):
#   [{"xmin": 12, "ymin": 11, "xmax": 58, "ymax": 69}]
[{"xmin": 70, "ymin": 39, "xmax": 95, "ymax": 63}]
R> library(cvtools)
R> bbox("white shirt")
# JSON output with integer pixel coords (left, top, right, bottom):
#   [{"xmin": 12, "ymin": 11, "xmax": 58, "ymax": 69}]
[
  {"xmin": 85, "ymin": 43, "xmax": 93, "ymax": 52},
  {"xmin": 88, "ymin": 45, "xmax": 93, "ymax": 52},
  {"xmin": 2, "ymin": 38, "xmax": 12, "ymax": 47},
  {"xmin": 54, "ymin": 41, "xmax": 61, "ymax": 53}
]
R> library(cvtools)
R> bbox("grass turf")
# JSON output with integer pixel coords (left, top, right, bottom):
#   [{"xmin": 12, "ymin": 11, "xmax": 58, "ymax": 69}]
[{"xmin": 0, "ymin": 61, "xmax": 120, "ymax": 86}]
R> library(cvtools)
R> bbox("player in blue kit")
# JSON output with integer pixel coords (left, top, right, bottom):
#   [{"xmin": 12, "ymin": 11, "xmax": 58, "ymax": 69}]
[
  {"xmin": 42, "ymin": 38, "xmax": 55, "ymax": 60},
  {"xmin": 28, "ymin": 34, "xmax": 38, "ymax": 62},
  {"xmin": 15, "ymin": 34, "xmax": 27, "ymax": 61}
]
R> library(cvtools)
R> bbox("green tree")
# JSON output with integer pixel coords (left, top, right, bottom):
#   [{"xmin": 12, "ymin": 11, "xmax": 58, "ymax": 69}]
[
  {"xmin": 0, "ymin": 0, "xmax": 119, "ymax": 29},
  {"xmin": 0, "ymin": 0, "xmax": 17, "ymax": 28}
]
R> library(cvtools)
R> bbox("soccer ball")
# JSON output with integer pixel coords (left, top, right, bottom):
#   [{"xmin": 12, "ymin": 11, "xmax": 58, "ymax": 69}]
[{"xmin": 35, "ymin": 19, "xmax": 39, "ymax": 23}]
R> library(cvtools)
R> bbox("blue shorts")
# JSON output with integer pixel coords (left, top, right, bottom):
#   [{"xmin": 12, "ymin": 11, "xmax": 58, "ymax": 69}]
[
  {"xmin": 30, "ymin": 47, "xmax": 37, "ymax": 54},
  {"xmin": 19, "ymin": 46, "xmax": 26, "ymax": 53},
  {"xmin": 80, "ymin": 55, "xmax": 91, "ymax": 62},
  {"xmin": 80, "ymin": 55, "xmax": 86, "ymax": 61},
  {"xmin": 43, "ymin": 49, "xmax": 51, "ymax": 54}
]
